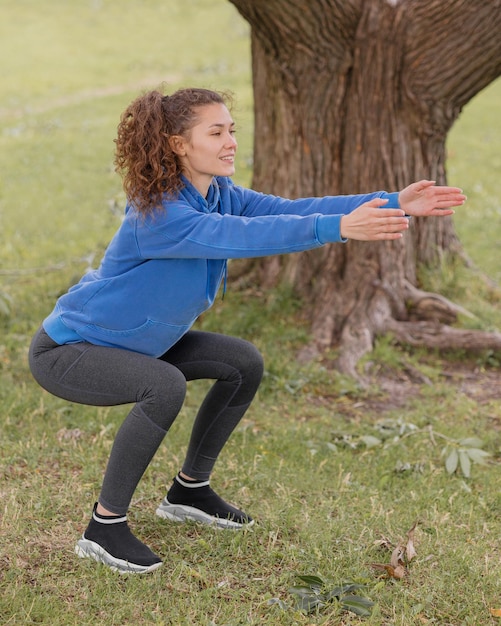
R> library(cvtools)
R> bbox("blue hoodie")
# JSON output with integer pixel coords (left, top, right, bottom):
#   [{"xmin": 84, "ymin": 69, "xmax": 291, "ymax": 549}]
[{"xmin": 43, "ymin": 177, "xmax": 399, "ymax": 357}]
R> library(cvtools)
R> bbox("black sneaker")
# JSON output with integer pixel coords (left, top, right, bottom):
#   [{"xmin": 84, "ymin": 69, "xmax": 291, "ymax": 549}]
[
  {"xmin": 156, "ymin": 476, "xmax": 254, "ymax": 530},
  {"xmin": 75, "ymin": 505, "xmax": 162, "ymax": 574}
]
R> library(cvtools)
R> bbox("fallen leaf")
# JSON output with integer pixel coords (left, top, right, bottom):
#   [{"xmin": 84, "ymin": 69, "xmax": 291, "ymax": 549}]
[
  {"xmin": 370, "ymin": 563, "xmax": 408, "ymax": 580},
  {"xmin": 490, "ymin": 608, "xmax": 501, "ymax": 618},
  {"xmin": 390, "ymin": 546, "xmax": 405, "ymax": 569},
  {"xmin": 373, "ymin": 536, "xmax": 394, "ymax": 551},
  {"xmin": 370, "ymin": 522, "xmax": 418, "ymax": 581},
  {"xmin": 392, "ymin": 564, "xmax": 407, "ymax": 579},
  {"xmin": 406, "ymin": 521, "xmax": 418, "ymax": 562},
  {"xmin": 56, "ymin": 427, "xmax": 83, "ymax": 442}
]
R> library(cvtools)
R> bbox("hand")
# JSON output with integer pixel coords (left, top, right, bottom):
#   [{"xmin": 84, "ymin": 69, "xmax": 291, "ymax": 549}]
[
  {"xmin": 340, "ymin": 198, "xmax": 410, "ymax": 241},
  {"xmin": 399, "ymin": 180, "xmax": 466, "ymax": 217}
]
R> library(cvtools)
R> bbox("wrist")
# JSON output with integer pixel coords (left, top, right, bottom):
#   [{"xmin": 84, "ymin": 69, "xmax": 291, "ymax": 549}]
[{"xmin": 383, "ymin": 191, "xmax": 411, "ymax": 217}]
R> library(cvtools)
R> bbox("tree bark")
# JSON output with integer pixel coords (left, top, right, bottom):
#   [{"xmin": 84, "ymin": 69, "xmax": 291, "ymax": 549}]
[{"xmin": 229, "ymin": 0, "xmax": 501, "ymax": 376}]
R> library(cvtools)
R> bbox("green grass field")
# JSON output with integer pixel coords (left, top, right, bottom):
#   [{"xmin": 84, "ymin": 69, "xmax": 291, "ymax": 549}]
[{"xmin": 1, "ymin": 2, "xmax": 500, "ymax": 625}]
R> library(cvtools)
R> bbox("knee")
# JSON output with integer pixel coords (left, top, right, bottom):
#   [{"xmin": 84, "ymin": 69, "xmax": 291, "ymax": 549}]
[
  {"xmin": 157, "ymin": 366, "xmax": 187, "ymax": 407},
  {"xmin": 139, "ymin": 366, "xmax": 187, "ymax": 427},
  {"xmin": 239, "ymin": 340, "xmax": 264, "ymax": 384}
]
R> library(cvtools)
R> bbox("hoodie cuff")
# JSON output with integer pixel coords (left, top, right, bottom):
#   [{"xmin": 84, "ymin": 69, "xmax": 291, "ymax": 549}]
[
  {"xmin": 316, "ymin": 214, "xmax": 347, "ymax": 244},
  {"xmin": 380, "ymin": 191, "xmax": 400, "ymax": 208}
]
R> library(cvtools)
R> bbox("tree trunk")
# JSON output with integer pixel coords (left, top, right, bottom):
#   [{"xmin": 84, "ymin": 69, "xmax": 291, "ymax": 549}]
[{"xmin": 229, "ymin": 0, "xmax": 501, "ymax": 376}]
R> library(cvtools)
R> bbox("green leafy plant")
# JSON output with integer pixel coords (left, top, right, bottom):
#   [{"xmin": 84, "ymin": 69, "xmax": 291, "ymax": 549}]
[
  {"xmin": 324, "ymin": 419, "xmax": 492, "ymax": 478},
  {"xmin": 442, "ymin": 436, "xmax": 491, "ymax": 478},
  {"xmin": 287, "ymin": 575, "xmax": 374, "ymax": 617}
]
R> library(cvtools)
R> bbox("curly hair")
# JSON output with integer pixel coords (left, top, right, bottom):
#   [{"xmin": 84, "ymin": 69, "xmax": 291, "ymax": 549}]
[{"xmin": 114, "ymin": 87, "xmax": 230, "ymax": 214}]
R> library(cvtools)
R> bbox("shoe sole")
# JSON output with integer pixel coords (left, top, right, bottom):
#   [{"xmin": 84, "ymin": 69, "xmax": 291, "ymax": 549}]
[
  {"xmin": 75, "ymin": 537, "xmax": 162, "ymax": 574},
  {"xmin": 155, "ymin": 502, "xmax": 254, "ymax": 530}
]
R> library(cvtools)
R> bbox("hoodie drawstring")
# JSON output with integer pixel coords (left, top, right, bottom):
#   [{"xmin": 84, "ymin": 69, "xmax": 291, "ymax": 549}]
[
  {"xmin": 205, "ymin": 260, "xmax": 228, "ymax": 302},
  {"xmin": 222, "ymin": 260, "xmax": 228, "ymax": 301}
]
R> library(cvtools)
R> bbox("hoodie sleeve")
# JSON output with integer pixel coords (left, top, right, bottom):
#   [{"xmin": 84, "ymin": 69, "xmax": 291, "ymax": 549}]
[
  {"xmin": 131, "ymin": 183, "xmax": 400, "ymax": 261},
  {"xmin": 135, "ymin": 204, "xmax": 327, "ymax": 260},
  {"xmin": 232, "ymin": 185, "xmax": 400, "ymax": 217}
]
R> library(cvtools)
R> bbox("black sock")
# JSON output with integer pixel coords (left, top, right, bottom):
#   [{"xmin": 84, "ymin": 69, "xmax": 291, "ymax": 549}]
[
  {"xmin": 92, "ymin": 503, "xmax": 126, "ymax": 524},
  {"xmin": 175, "ymin": 473, "xmax": 210, "ymax": 488}
]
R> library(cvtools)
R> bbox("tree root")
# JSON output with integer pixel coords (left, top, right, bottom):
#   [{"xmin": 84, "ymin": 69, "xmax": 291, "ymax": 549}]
[
  {"xmin": 402, "ymin": 280, "xmax": 474, "ymax": 324},
  {"xmin": 389, "ymin": 281, "xmax": 501, "ymax": 350},
  {"xmin": 329, "ymin": 317, "xmax": 501, "ymax": 379},
  {"xmin": 305, "ymin": 283, "xmax": 501, "ymax": 378},
  {"xmin": 384, "ymin": 319, "xmax": 501, "ymax": 350}
]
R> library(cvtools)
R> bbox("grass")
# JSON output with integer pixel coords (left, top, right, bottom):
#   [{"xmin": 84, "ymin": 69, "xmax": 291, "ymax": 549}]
[
  {"xmin": 1, "ymin": 1, "xmax": 501, "ymax": 624},
  {"xmin": 447, "ymin": 79, "xmax": 501, "ymax": 285}
]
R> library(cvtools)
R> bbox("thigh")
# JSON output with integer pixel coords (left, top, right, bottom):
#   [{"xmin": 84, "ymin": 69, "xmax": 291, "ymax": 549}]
[
  {"xmin": 160, "ymin": 330, "xmax": 264, "ymax": 382},
  {"xmin": 29, "ymin": 328, "xmax": 184, "ymax": 407}
]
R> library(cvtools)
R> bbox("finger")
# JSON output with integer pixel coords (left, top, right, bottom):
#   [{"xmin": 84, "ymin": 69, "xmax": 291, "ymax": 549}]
[
  {"xmin": 431, "ymin": 186, "xmax": 464, "ymax": 194},
  {"xmin": 435, "ymin": 191, "xmax": 464, "ymax": 200},
  {"xmin": 432, "ymin": 197, "xmax": 465, "ymax": 207},
  {"xmin": 364, "ymin": 198, "xmax": 389, "ymax": 208},
  {"xmin": 370, "ymin": 208, "xmax": 406, "ymax": 217},
  {"xmin": 374, "ymin": 231, "xmax": 404, "ymax": 240},
  {"xmin": 384, "ymin": 219, "xmax": 409, "ymax": 232},
  {"xmin": 416, "ymin": 179, "xmax": 436, "ymax": 190},
  {"xmin": 373, "ymin": 220, "xmax": 409, "ymax": 234},
  {"xmin": 429, "ymin": 208, "xmax": 455, "ymax": 215}
]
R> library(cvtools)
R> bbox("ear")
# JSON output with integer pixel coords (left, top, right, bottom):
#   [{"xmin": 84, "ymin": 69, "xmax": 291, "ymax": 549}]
[{"xmin": 169, "ymin": 135, "xmax": 187, "ymax": 156}]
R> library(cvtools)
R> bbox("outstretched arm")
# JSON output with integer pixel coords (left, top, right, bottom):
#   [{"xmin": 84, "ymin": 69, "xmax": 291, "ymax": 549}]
[{"xmin": 338, "ymin": 180, "xmax": 466, "ymax": 242}]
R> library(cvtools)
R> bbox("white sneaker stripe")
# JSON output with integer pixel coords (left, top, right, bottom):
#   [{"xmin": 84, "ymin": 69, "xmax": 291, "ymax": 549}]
[
  {"xmin": 92, "ymin": 512, "xmax": 127, "ymax": 525},
  {"xmin": 175, "ymin": 475, "xmax": 210, "ymax": 489}
]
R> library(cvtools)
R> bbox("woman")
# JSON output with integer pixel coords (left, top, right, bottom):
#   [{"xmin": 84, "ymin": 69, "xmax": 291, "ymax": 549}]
[{"xmin": 29, "ymin": 87, "xmax": 466, "ymax": 574}]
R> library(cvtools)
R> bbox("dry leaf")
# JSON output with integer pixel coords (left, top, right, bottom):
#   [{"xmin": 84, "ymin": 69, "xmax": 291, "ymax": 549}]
[
  {"xmin": 406, "ymin": 521, "xmax": 418, "ymax": 562},
  {"xmin": 56, "ymin": 427, "xmax": 83, "ymax": 442},
  {"xmin": 392, "ymin": 564, "xmax": 407, "ymax": 579},
  {"xmin": 490, "ymin": 608, "xmax": 501, "ymax": 618},
  {"xmin": 370, "ymin": 522, "xmax": 418, "ymax": 581},
  {"xmin": 370, "ymin": 563, "xmax": 407, "ymax": 579},
  {"xmin": 390, "ymin": 546, "xmax": 405, "ymax": 569},
  {"xmin": 373, "ymin": 537, "xmax": 394, "ymax": 551}
]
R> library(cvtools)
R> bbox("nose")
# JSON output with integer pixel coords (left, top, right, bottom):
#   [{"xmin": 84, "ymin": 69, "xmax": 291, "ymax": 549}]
[{"xmin": 225, "ymin": 132, "xmax": 237, "ymax": 148}]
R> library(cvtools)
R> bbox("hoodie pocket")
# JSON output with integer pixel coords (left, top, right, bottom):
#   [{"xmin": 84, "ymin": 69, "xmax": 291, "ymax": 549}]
[{"xmin": 81, "ymin": 319, "xmax": 191, "ymax": 357}]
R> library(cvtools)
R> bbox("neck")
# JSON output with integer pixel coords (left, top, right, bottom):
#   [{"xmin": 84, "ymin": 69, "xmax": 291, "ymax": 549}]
[{"xmin": 182, "ymin": 172, "xmax": 212, "ymax": 198}]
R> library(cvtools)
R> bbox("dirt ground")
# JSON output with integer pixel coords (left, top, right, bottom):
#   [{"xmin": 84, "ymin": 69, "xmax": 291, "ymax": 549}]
[{"xmin": 363, "ymin": 359, "xmax": 501, "ymax": 431}]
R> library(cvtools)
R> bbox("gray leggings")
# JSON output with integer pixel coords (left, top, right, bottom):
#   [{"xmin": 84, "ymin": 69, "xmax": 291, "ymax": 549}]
[{"xmin": 29, "ymin": 327, "xmax": 264, "ymax": 515}]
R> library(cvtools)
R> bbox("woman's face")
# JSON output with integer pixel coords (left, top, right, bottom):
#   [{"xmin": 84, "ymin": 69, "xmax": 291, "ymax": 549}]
[{"xmin": 173, "ymin": 103, "xmax": 237, "ymax": 196}]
